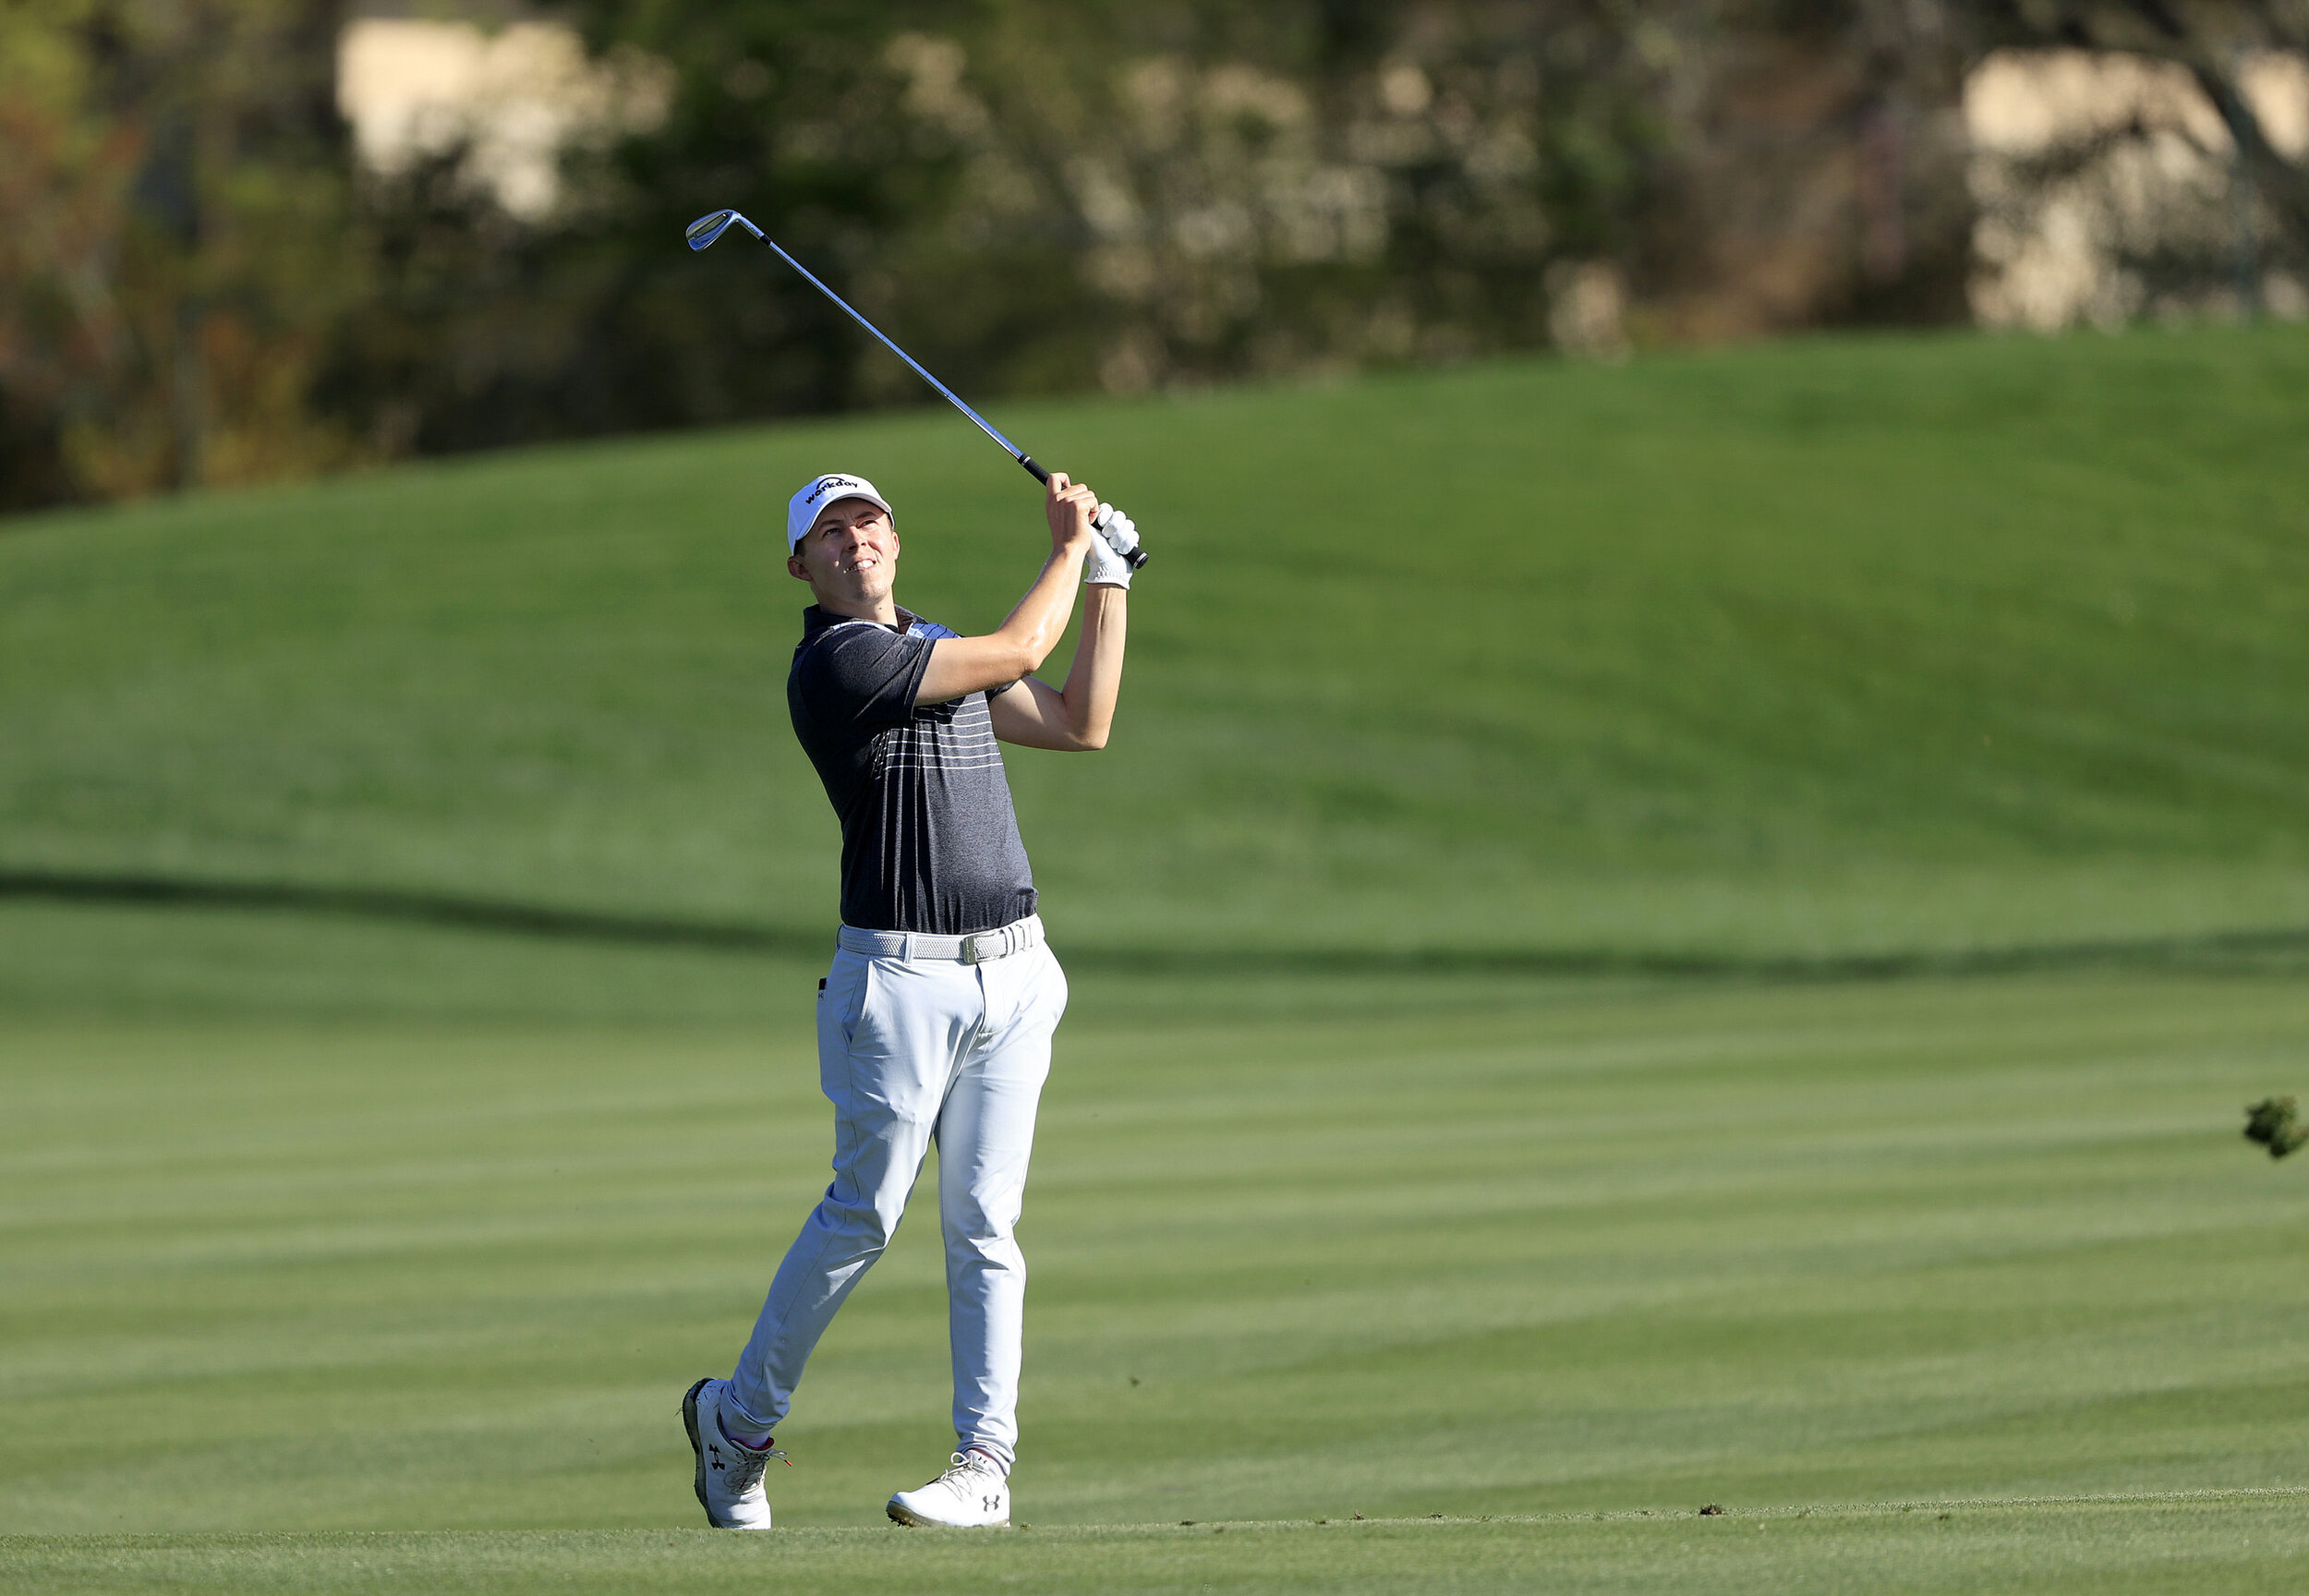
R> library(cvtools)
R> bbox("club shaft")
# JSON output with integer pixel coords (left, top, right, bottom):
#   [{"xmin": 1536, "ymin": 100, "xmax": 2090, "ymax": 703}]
[
  {"xmin": 707, "ymin": 210, "xmax": 1142, "ymax": 564},
  {"xmin": 760, "ymin": 240, "xmax": 1039, "ymax": 478}
]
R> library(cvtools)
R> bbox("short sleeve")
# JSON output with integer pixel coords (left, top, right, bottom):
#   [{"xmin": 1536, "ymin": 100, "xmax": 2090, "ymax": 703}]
[{"xmin": 796, "ymin": 623, "xmax": 935, "ymax": 729}]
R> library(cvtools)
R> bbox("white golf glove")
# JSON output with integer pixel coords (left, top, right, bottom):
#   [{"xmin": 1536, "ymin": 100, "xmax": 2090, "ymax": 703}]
[{"xmin": 1085, "ymin": 503, "xmax": 1137, "ymax": 588}]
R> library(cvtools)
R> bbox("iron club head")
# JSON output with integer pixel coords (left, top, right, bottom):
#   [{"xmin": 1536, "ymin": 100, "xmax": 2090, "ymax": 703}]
[{"xmin": 685, "ymin": 209, "xmax": 764, "ymax": 250}]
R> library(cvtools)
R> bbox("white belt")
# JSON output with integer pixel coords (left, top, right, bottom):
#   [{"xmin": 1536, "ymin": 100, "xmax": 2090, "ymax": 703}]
[{"xmin": 838, "ymin": 914, "xmax": 1044, "ymax": 965}]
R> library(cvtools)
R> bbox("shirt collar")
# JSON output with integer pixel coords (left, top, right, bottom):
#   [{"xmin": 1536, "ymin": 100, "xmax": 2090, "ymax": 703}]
[{"xmin": 803, "ymin": 603, "xmax": 920, "ymax": 637}]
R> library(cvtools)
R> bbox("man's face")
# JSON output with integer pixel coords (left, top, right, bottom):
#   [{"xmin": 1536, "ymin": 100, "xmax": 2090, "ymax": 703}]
[{"xmin": 789, "ymin": 497, "xmax": 899, "ymax": 603}]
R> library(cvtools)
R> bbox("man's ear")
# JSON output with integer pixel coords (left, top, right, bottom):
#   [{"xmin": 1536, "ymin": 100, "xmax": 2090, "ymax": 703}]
[{"xmin": 787, "ymin": 551, "xmax": 812, "ymax": 581}]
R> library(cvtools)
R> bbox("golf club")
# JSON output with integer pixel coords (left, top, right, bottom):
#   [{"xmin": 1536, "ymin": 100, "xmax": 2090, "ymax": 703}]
[{"xmin": 686, "ymin": 208, "xmax": 1147, "ymax": 569}]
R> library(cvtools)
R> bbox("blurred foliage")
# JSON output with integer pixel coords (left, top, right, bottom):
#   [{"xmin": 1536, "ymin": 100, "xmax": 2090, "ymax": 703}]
[
  {"xmin": 1978, "ymin": 1, "xmax": 2309, "ymax": 248},
  {"xmin": 330, "ymin": 0, "xmax": 1709, "ymax": 459},
  {"xmin": 6, "ymin": 1, "xmax": 2303, "ymax": 510},
  {"xmin": 0, "ymin": 0, "xmax": 364, "ymax": 509},
  {"xmin": 327, "ymin": 1, "xmax": 939, "ymax": 457}
]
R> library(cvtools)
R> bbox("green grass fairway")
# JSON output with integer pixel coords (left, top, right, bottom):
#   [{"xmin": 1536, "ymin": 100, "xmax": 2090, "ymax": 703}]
[
  {"xmin": 6, "ymin": 1495, "xmax": 2308, "ymax": 1595},
  {"xmin": 4, "ymin": 325, "xmax": 2307, "ymax": 959},
  {"xmin": 6, "ymin": 327, "xmax": 2307, "ymax": 1587},
  {"xmin": 6, "ymin": 907, "xmax": 2307, "ymax": 1588}
]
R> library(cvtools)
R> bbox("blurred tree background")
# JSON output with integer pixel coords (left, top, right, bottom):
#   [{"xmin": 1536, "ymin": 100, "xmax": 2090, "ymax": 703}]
[
  {"xmin": 3, "ymin": 0, "xmax": 2305, "ymax": 512},
  {"xmin": 0, "ymin": 0, "xmax": 360, "ymax": 505}
]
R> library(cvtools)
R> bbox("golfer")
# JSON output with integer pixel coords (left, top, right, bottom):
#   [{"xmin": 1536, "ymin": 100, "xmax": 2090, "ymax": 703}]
[{"xmin": 683, "ymin": 468, "xmax": 1132, "ymax": 1530}]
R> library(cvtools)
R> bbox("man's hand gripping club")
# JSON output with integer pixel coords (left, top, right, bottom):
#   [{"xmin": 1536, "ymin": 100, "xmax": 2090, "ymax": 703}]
[
  {"xmin": 916, "ymin": 472, "xmax": 1127, "ymax": 708},
  {"xmin": 1085, "ymin": 503, "xmax": 1140, "ymax": 588},
  {"xmin": 914, "ymin": 474, "xmax": 1132, "ymax": 752},
  {"xmin": 1090, "ymin": 503, "xmax": 1145, "ymax": 588}
]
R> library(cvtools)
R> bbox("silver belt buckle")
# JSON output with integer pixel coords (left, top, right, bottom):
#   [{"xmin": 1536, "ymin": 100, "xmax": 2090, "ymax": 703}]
[{"xmin": 960, "ymin": 932, "xmax": 988, "ymax": 964}]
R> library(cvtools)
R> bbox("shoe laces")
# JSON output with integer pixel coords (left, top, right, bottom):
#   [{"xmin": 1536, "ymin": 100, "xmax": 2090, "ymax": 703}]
[
  {"xmin": 934, "ymin": 1450, "xmax": 1002, "ymax": 1489},
  {"xmin": 726, "ymin": 1441, "xmax": 791, "ymax": 1493}
]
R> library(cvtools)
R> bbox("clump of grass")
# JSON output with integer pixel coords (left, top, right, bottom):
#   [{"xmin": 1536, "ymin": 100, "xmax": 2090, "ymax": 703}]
[{"xmin": 2243, "ymin": 1096, "xmax": 2308, "ymax": 1158}]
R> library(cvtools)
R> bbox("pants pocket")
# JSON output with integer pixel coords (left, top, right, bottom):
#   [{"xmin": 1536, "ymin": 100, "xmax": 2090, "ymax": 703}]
[{"xmin": 817, "ymin": 953, "xmax": 874, "ymax": 1073}]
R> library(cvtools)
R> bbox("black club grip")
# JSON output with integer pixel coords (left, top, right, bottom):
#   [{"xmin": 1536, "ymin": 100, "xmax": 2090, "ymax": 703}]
[
  {"xmin": 1022, "ymin": 453, "xmax": 1149, "ymax": 567},
  {"xmin": 1025, "ymin": 454, "xmax": 1150, "ymax": 568}
]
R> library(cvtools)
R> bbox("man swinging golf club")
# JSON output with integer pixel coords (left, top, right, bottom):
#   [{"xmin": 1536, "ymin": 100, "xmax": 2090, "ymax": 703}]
[{"xmin": 683, "ymin": 466, "xmax": 1133, "ymax": 1530}]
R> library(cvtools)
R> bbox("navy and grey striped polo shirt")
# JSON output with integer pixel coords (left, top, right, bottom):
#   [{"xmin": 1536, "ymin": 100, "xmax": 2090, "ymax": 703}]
[{"xmin": 788, "ymin": 604, "xmax": 1037, "ymax": 936}]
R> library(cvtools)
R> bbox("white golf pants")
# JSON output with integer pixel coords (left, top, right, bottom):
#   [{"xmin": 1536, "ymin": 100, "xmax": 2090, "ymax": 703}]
[{"xmin": 727, "ymin": 934, "xmax": 1067, "ymax": 1473}]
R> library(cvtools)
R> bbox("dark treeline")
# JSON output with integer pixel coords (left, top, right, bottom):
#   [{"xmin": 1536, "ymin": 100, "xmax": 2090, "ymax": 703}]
[{"xmin": 3, "ymin": 0, "xmax": 2304, "ymax": 511}]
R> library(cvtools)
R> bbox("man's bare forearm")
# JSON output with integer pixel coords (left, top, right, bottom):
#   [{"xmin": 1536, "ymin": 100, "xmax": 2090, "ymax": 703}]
[
  {"xmin": 1054, "ymin": 585, "xmax": 1127, "ymax": 749},
  {"xmin": 918, "ymin": 543, "xmax": 1088, "ymax": 704},
  {"xmin": 919, "ymin": 469, "xmax": 1102, "ymax": 706},
  {"xmin": 998, "ymin": 548, "xmax": 1092, "ymax": 676}
]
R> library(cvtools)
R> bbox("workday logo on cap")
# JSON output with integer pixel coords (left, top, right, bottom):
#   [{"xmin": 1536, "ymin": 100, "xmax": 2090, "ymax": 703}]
[{"xmin": 787, "ymin": 474, "xmax": 894, "ymax": 551}]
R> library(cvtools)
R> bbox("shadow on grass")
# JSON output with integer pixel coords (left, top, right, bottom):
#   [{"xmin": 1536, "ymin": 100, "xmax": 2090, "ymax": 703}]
[{"xmin": 6, "ymin": 867, "xmax": 2308, "ymax": 981}]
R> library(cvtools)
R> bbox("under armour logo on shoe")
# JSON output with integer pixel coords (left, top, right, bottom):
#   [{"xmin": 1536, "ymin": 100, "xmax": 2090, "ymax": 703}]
[{"xmin": 708, "ymin": 1444, "xmax": 725, "ymax": 1470}]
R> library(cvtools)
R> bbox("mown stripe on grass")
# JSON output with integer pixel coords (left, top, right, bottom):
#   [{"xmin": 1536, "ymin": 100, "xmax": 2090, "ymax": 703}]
[{"xmin": 5, "ymin": 867, "xmax": 2309, "ymax": 978}]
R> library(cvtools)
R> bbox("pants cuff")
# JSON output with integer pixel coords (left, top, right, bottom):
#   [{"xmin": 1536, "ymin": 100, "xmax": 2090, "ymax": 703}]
[
  {"xmin": 961, "ymin": 1440, "xmax": 1014, "ymax": 1475},
  {"xmin": 722, "ymin": 1384, "xmax": 780, "ymax": 1435}
]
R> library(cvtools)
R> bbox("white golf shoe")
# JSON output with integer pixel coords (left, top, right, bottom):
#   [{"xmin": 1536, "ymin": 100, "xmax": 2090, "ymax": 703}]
[
  {"xmin": 681, "ymin": 1377, "xmax": 787, "ymax": 1530},
  {"xmin": 887, "ymin": 1449, "xmax": 1010, "ymax": 1528}
]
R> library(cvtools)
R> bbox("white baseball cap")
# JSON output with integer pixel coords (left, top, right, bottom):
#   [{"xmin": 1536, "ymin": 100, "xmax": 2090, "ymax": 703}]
[{"xmin": 786, "ymin": 473, "xmax": 893, "ymax": 552}]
